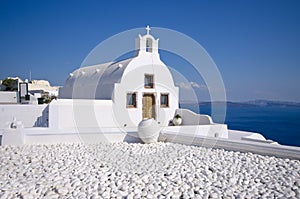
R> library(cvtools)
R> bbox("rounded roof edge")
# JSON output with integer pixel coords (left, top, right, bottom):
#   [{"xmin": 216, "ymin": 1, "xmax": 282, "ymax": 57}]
[{"xmin": 59, "ymin": 58, "xmax": 133, "ymax": 99}]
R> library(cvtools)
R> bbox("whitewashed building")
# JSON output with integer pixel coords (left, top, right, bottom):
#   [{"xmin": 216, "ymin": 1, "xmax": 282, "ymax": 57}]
[{"xmin": 56, "ymin": 27, "xmax": 179, "ymax": 129}]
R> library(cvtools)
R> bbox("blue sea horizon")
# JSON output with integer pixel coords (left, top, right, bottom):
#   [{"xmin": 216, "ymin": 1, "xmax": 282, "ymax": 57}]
[{"xmin": 180, "ymin": 103, "xmax": 300, "ymax": 147}]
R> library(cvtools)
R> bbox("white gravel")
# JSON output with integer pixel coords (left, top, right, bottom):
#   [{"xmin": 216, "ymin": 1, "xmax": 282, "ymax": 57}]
[{"xmin": 0, "ymin": 142, "xmax": 299, "ymax": 199}]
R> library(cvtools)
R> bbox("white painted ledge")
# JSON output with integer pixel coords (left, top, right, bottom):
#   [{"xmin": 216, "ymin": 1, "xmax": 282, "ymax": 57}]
[{"xmin": 159, "ymin": 132, "xmax": 300, "ymax": 160}]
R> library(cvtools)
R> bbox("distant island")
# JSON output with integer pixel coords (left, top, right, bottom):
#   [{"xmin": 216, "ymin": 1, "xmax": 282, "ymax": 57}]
[{"xmin": 181, "ymin": 100, "xmax": 300, "ymax": 108}]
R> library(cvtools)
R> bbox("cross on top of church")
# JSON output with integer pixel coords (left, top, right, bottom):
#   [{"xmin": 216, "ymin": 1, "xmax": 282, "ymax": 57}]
[{"xmin": 146, "ymin": 25, "xmax": 151, "ymax": 35}]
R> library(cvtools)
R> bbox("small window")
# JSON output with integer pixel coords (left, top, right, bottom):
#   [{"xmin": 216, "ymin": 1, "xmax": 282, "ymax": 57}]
[
  {"xmin": 161, "ymin": 93, "xmax": 169, "ymax": 107},
  {"xmin": 146, "ymin": 38, "xmax": 152, "ymax": 52},
  {"xmin": 145, "ymin": 74, "xmax": 154, "ymax": 88},
  {"xmin": 126, "ymin": 93, "xmax": 137, "ymax": 108}
]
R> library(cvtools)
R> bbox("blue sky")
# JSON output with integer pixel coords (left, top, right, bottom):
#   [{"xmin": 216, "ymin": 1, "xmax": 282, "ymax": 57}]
[{"xmin": 0, "ymin": 0, "xmax": 299, "ymax": 102}]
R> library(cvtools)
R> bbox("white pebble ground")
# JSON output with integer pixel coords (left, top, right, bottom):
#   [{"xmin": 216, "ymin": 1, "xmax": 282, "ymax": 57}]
[{"xmin": 0, "ymin": 142, "xmax": 299, "ymax": 199}]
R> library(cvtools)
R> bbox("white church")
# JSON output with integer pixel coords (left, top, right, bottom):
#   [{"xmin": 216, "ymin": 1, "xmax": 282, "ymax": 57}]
[{"xmin": 58, "ymin": 26, "xmax": 179, "ymax": 128}]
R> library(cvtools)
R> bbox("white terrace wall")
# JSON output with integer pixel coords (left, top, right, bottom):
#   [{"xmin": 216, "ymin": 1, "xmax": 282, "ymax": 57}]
[
  {"xmin": 0, "ymin": 104, "xmax": 48, "ymax": 129},
  {"xmin": 0, "ymin": 91, "xmax": 18, "ymax": 104},
  {"xmin": 49, "ymin": 99, "xmax": 119, "ymax": 130},
  {"xmin": 175, "ymin": 109, "xmax": 213, "ymax": 125}
]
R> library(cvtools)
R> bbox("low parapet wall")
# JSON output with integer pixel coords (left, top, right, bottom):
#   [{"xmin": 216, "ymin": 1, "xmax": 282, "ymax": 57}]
[
  {"xmin": 160, "ymin": 132, "xmax": 300, "ymax": 160},
  {"xmin": 162, "ymin": 124, "xmax": 228, "ymax": 139},
  {"xmin": 1, "ymin": 127, "xmax": 141, "ymax": 145},
  {"xmin": 0, "ymin": 104, "xmax": 48, "ymax": 129},
  {"xmin": 175, "ymin": 109, "xmax": 213, "ymax": 125},
  {"xmin": 0, "ymin": 91, "xmax": 18, "ymax": 104}
]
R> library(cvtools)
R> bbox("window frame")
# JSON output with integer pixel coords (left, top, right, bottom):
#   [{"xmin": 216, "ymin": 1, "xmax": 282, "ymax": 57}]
[
  {"xmin": 144, "ymin": 74, "xmax": 154, "ymax": 89},
  {"xmin": 160, "ymin": 93, "xmax": 169, "ymax": 108},
  {"xmin": 126, "ymin": 92, "xmax": 137, "ymax": 108}
]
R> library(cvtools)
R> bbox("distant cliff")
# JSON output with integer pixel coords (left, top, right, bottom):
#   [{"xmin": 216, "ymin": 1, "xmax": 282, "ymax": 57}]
[{"xmin": 181, "ymin": 100, "xmax": 300, "ymax": 108}]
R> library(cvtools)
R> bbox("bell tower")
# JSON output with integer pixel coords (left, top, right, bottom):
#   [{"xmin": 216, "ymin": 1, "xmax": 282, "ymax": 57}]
[{"xmin": 135, "ymin": 25, "xmax": 159, "ymax": 56}]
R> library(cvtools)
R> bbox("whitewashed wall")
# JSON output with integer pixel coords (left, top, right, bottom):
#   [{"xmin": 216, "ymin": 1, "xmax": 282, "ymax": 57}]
[
  {"xmin": 0, "ymin": 104, "xmax": 48, "ymax": 129},
  {"xmin": 0, "ymin": 91, "xmax": 18, "ymax": 104},
  {"xmin": 49, "ymin": 99, "xmax": 118, "ymax": 130},
  {"xmin": 112, "ymin": 54, "xmax": 179, "ymax": 127}
]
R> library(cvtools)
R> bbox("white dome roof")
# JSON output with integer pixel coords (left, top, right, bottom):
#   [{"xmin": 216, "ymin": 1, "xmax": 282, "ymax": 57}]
[{"xmin": 59, "ymin": 58, "xmax": 133, "ymax": 99}]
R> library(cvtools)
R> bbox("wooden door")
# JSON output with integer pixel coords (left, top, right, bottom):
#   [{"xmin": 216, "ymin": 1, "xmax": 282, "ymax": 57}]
[{"xmin": 142, "ymin": 94, "xmax": 155, "ymax": 119}]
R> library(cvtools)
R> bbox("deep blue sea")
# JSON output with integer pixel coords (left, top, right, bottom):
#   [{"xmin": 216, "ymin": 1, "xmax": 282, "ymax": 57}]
[{"xmin": 180, "ymin": 104, "xmax": 300, "ymax": 147}]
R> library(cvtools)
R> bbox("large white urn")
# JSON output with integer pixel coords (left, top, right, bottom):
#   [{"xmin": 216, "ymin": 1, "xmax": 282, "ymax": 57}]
[{"xmin": 138, "ymin": 118, "xmax": 160, "ymax": 143}]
